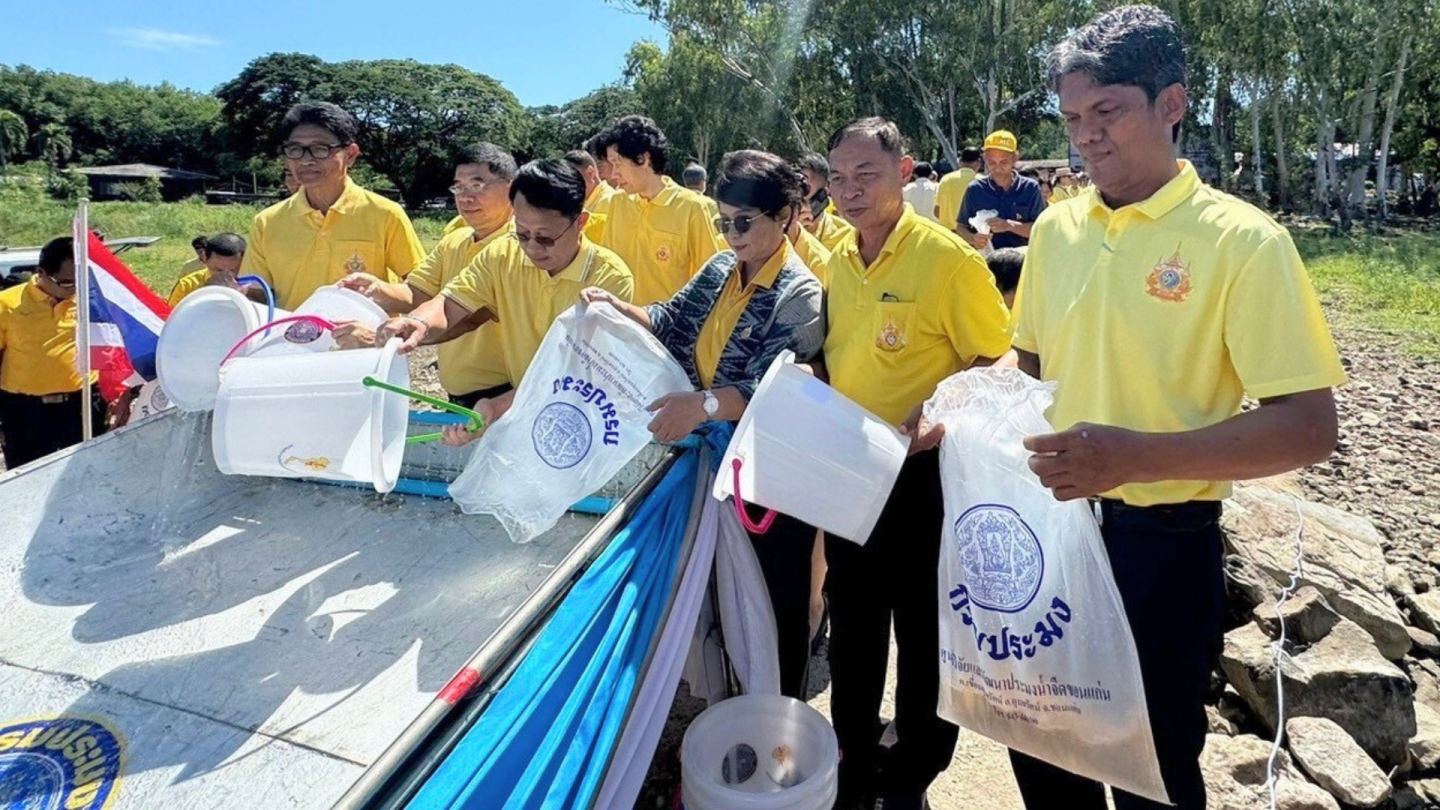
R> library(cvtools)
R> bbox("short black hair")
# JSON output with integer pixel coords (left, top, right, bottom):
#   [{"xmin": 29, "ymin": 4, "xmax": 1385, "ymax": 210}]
[
  {"xmin": 508, "ymin": 159, "xmax": 586, "ymax": 219},
  {"xmin": 987, "ymin": 248, "xmax": 1025, "ymax": 295},
  {"xmin": 278, "ymin": 101, "xmax": 358, "ymax": 145},
  {"xmin": 681, "ymin": 163, "xmax": 707, "ymax": 189},
  {"xmin": 191, "ymin": 235, "xmax": 208, "ymax": 251},
  {"xmin": 1020, "ymin": 168, "xmax": 1040, "ymax": 179},
  {"xmin": 205, "ymin": 232, "xmax": 247, "ymax": 258},
  {"xmin": 827, "ymin": 117, "xmax": 909, "ymax": 157},
  {"xmin": 960, "ymin": 147, "xmax": 982, "ymax": 164},
  {"xmin": 563, "ymin": 149, "xmax": 597, "ymax": 173},
  {"xmin": 584, "ymin": 132, "xmax": 611, "ymax": 162},
  {"xmin": 796, "ymin": 152, "xmax": 829, "ymax": 178},
  {"xmin": 603, "ymin": 115, "xmax": 669, "ymax": 174},
  {"xmin": 714, "ymin": 150, "xmax": 805, "ymax": 216},
  {"xmin": 1048, "ymin": 5, "xmax": 1187, "ymax": 140},
  {"xmin": 913, "ymin": 162, "xmax": 934, "ymax": 179},
  {"xmin": 38, "ymin": 237, "xmax": 73, "ymax": 275},
  {"xmin": 456, "ymin": 142, "xmax": 517, "ymax": 181}
]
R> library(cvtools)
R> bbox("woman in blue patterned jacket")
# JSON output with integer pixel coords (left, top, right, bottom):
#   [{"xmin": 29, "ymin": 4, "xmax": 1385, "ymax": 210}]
[{"xmin": 580, "ymin": 149, "xmax": 824, "ymax": 698}]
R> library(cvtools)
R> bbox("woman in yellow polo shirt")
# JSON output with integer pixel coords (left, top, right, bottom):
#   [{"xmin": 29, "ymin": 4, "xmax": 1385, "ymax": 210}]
[{"xmin": 581, "ymin": 150, "xmax": 825, "ymax": 699}]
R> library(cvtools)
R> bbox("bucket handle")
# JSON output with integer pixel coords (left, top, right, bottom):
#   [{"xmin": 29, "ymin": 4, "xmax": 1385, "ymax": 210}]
[
  {"xmin": 235, "ymin": 275, "xmax": 276, "ymax": 330},
  {"xmin": 219, "ymin": 315, "xmax": 336, "ymax": 366},
  {"xmin": 361, "ymin": 375, "xmax": 486, "ymax": 442},
  {"xmin": 730, "ymin": 458, "xmax": 777, "ymax": 534}
]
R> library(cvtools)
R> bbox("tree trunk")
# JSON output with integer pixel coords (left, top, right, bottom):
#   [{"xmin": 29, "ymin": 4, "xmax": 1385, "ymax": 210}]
[
  {"xmin": 1271, "ymin": 89, "xmax": 1291, "ymax": 210},
  {"xmin": 1376, "ymin": 31, "xmax": 1413, "ymax": 221},
  {"xmin": 1249, "ymin": 79, "xmax": 1265, "ymax": 201},
  {"xmin": 1211, "ymin": 73, "xmax": 1234, "ymax": 189},
  {"xmin": 1345, "ymin": 28, "xmax": 1388, "ymax": 218},
  {"xmin": 1315, "ymin": 86, "xmax": 1331, "ymax": 218}
]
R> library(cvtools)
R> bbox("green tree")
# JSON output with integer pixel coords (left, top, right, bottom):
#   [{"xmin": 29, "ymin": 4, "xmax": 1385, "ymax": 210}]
[
  {"xmin": 0, "ymin": 110, "xmax": 26, "ymax": 174},
  {"xmin": 528, "ymin": 84, "xmax": 644, "ymax": 157},
  {"xmin": 35, "ymin": 122, "xmax": 72, "ymax": 176}
]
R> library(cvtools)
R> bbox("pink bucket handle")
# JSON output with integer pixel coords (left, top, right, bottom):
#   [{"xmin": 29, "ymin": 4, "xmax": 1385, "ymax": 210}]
[
  {"xmin": 730, "ymin": 457, "xmax": 777, "ymax": 534},
  {"xmin": 220, "ymin": 315, "xmax": 336, "ymax": 366}
]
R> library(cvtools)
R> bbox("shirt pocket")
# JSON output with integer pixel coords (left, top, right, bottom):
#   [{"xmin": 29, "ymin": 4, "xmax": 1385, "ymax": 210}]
[
  {"xmin": 870, "ymin": 300, "xmax": 917, "ymax": 364},
  {"xmin": 649, "ymin": 227, "xmax": 686, "ymax": 270},
  {"xmin": 334, "ymin": 240, "xmax": 383, "ymax": 279}
]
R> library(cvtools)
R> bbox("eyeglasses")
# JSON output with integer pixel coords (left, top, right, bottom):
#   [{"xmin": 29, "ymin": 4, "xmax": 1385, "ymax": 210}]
[
  {"xmin": 448, "ymin": 182, "xmax": 492, "ymax": 198},
  {"xmin": 715, "ymin": 213, "xmax": 777, "ymax": 236},
  {"xmin": 281, "ymin": 142, "xmax": 346, "ymax": 160},
  {"xmin": 515, "ymin": 217, "xmax": 578, "ymax": 248}
]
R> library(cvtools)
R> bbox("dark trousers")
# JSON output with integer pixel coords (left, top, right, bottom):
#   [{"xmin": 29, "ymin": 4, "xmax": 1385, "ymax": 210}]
[
  {"xmin": 0, "ymin": 388, "xmax": 108, "ymax": 470},
  {"xmin": 447, "ymin": 382, "xmax": 512, "ymax": 410},
  {"xmin": 745, "ymin": 511, "xmax": 816, "ymax": 700},
  {"xmin": 825, "ymin": 451, "xmax": 958, "ymax": 803},
  {"xmin": 1009, "ymin": 499, "xmax": 1226, "ymax": 810}
]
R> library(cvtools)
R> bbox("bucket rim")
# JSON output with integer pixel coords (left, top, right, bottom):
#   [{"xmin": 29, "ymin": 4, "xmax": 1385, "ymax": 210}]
[{"xmin": 369, "ymin": 337, "xmax": 404, "ymax": 494}]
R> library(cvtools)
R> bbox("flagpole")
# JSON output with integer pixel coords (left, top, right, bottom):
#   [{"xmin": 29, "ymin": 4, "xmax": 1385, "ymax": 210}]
[{"xmin": 74, "ymin": 199, "xmax": 93, "ymax": 442}]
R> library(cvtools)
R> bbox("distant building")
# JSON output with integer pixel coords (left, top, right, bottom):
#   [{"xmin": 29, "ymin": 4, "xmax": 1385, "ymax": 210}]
[{"xmin": 75, "ymin": 164, "xmax": 217, "ymax": 202}]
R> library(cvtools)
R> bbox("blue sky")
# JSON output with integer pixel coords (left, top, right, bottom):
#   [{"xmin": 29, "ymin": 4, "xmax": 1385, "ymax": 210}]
[{"xmin": 1, "ymin": 0, "xmax": 668, "ymax": 107}]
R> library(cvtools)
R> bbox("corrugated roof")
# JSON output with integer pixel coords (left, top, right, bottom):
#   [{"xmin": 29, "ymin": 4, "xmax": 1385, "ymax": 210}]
[{"xmin": 75, "ymin": 164, "xmax": 217, "ymax": 181}]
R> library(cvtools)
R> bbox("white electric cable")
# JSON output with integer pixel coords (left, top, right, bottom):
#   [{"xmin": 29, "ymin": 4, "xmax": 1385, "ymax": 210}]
[{"xmin": 1264, "ymin": 496, "xmax": 1306, "ymax": 809}]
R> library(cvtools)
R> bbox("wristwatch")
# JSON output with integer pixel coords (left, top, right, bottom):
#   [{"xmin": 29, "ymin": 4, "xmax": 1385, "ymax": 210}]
[{"xmin": 701, "ymin": 390, "xmax": 720, "ymax": 419}]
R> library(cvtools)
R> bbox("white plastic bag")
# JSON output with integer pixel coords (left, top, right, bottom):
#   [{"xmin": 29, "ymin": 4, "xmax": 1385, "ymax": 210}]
[
  {"xmin": 923, "ymin": 367, "xmax": 1168, "ymax": 803},
  {"xmin": 967, "ymin": 208, "xmax": 999, "ymax": 258},
  {"xmin": 449, "ymin": 302, "xmax": 692, "ymax": 542}
]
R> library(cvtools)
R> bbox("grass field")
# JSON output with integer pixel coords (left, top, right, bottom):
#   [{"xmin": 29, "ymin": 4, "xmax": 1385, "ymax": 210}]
[{"xmin": 2, "ymin": 192, "xmax": 1437, "ymax": 351}]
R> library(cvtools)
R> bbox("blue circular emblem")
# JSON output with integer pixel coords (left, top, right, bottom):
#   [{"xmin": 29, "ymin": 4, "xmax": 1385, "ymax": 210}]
[
  {"xmin": 284, "ymin": 320, "xmax": 323, "ymax": 344},
  {"xmin": 953, "ymin": 504, "xmax": 1044, "ymax": 613},
  {"xmin": 1159, "ymin": 269, "xmax": 1182, "ymax": 289},
  {"xmin": 0, "ymin": 717, "xmax": 124, "ymax": 810},
  {"xmin": 532, "ymin": 402, "xmax": 593, "ymax": 470}
]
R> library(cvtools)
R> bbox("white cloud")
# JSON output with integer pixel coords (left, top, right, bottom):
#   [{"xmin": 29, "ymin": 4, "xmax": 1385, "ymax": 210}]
[{"xmin": 110, "ymin": 28, "xmax": 221, "ymax": 52}]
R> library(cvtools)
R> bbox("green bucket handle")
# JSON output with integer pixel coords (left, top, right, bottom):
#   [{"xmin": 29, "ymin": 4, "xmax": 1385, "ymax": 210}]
[{"xmin": 361, "ymin": 375, "xmax": 486, "ymax": 444}]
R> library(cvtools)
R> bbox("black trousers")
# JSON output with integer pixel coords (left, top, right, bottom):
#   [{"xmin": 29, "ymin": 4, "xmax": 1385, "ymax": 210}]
[
  {"xmin": 0, "ymin": 388, "xmax": 108, "ymax": 470},
  {"xmin": 745, "ymin": 510, "xmax": 816, "ymax": 700},
  {"xmin": 447, "ymin": 382, "xmax": 513, "ymax": 410},
  {"xmin": 825, "ymin": 450, "xmax": 958, "ymax": 802},
  {"xmin": 1009, "ymin": 499, "xmax": 1226, "ymax": 810}
]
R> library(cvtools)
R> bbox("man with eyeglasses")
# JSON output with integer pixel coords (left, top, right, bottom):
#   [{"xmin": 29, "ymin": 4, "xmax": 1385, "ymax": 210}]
[
  {"xmin": 373, "ymin": 159, "xmax": 633, "ymax": 433},
  {"xmin": 337, "ymin": 143, "xmax": 518, "ymax": 409},
  {"xmin": 242, "ymin": 101, "xmax": 425, "ymax": 310},
  {"xmin": 0, "ymin": 237, "xmax": 111, "ymax": 469},
  {"xmin": 797, "ymin": 152, "xmax": 856, "ymax": 251}
]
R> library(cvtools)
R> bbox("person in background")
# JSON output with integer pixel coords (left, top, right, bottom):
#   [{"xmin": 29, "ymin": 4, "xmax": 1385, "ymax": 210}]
[
  {"xmin": 1076, "ymin": 171, "xmax": 1092, "ymax": 188},
  {"xmin": 282, "ymin": 165, "xmax": 302, "ymax": 196},
  {"xmin": 242, "ymin": 101, "xmax": 425, "ymax": 309},
  {"xmin": 683, "ymin": 162, "xmax": 721, "ymax": 220},
  {"xmin": 594, "ymin": 116, "xmax": 721, "ymax": 305},
  {"xmin": 797, "ymin": 152, "xmax": 856, "ymax": 251},
  {"xmin": 1010, "ymin": 7, "xmax": 1345, "ymax": 809},
  {"xmin": 902, "ymin": 161, "xmax": 940, "ymax": 223},
  {"xmin": 180, "ymin": 235, "xmax": 206, "ymax": 277},
  {"xmin": 167, "ymin": 233, "xmax": 250, "ymax": 306},
  {"xmin": 0, "ymin": 237, "xmax": 111, "ymax": 469},
  {"xmin": 957, "ymin": 130, "xmax": 1046, "ymax": 251},
  {"xmin": 338, "ymin": 143, "xmax": 518, "ymax": 409},
  {"xmin": 375, "ymin": 159, "xmax": 634, "ymax": 429},
  {"xmin": 1038, "ymin": 177, "xmax": 1055, "ymax": 207},
  {"xmin": 563, "ymin": 149, "xmax": 617, "ymax": 242},
  {"xmin": 585, "ymin": 132, "xmax": 619, "ymax": 189},
  {"xmin": 823, "ymin": 117, "xmax": 1012, "ymax": 810},
  {"xmin": 580, "ymin": 149, "xmax": 824, "ymax": 699},
  {"xmin": 786, "ymin": 208, "xmax": 832, "ymax": 284},
  {"xmin": 1051, "ymin": 166, "xmax": 1078, "ymax": 201},
  {"xmin": 934, "ymin": 147, "xmax": 982, "ymax": 235},
  {"xmin": 985, "ymin": 246, "xmax": 1024, "ymax": 311}
]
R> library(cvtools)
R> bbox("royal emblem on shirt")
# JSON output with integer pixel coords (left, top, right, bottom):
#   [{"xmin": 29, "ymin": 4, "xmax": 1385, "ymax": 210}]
[
  {"xmin": 344, "ymin": 252, "xmax": 368, "ymax": 275},
  {"xmin": 876, "ymin": 318, "xmax": 908, "ymax": 351},
  {"xmin": 655, "ymin": 245, "xmax": 672, "ymax": 263},
  {"xmin": 1145, "ymin": 246, "xmax": 1193, "ymax": 302}
]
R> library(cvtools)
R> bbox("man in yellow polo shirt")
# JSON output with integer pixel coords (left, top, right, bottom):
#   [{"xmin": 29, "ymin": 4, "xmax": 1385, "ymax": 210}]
[
  {"xmin": 1049, "ymin": 166, "xmax": 1079, "ymax": 201},
  {"xmin": 167, "ymin": 233, "xmax": 248, "ymax": 306},
  {"xmin": 1008, "ymin": 8, "xmax": 1345, "ymax": 810},
  {"xmin": 822, "ymin": 117, "xmax": 1012, "ymax": 810},
  {"xmin": 376, "ymin": 159, "xmax": 633, "ymax": 432},
  {"xmin": 242, "ymin": 102, "xmax": 425, "ymax": 309},
  {"xmin": 338, "ymin": 144, "xmax": 517, "ymax": 408},
  {"xmin": 563, "ymin": 149, "xmax": 619, "ymax": 243},
  {"xmin": 797, "ymin": 152, "xmax": 856, "ymax": 251},
  {"xmin": 0, "ymin": 237, "xmax": 108, "ymax": 468},
  {"xmin": 934, "ymin": 146, "xmax": 982, "ymax": 233},
  {"xmin": 594, "ymin": 115, "xmax": 719, "ymax": 305}
]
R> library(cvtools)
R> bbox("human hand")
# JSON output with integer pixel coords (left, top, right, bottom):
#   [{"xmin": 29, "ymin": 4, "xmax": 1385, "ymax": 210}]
[
  {"xmin": 1024, "ymin": 423, "xmax": 1145, "ymax": 501},
  {"xmin": 376, "ymin": 317, "xmax": 426, "ymax": 353},
  {"xmin": 580, "ymin": 287, "xmax": 620, "ymax": 308},
  {"xmin": 899, "ymin": 407, "xmax": 942, "ymax": 455},
  {"xmin": 646, "ymin": 391, "xmax": 707, "ymax": 443},
  {"xmin": 969, "ymin": 231, "xmax": 992, "ymax": 250},
  {"xmin": 986, "ymin": 217, "xmax": 1012, "ymax": 234},
  {"xmin": 331, "ymin": 319, "xmax": 376, "ymax": 350}
]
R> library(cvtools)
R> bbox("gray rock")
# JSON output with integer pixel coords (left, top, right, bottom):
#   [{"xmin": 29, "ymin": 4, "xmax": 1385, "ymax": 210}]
[
  {"xmin": 1329, "ymin": 589, "xmax": 1413, "ymax": 660},
  {"xmin": 1388, "ymin": 565, "xmax": 1417, "ymax": 599},
  {"xmin": 1221, "ymin": 618, "xmax": 1416, "ymax": 766},
  {"xmin": 1390, "ymin": 784, "xmax": 1431, "ymax": 809},
  {"xmin": 1410, "ymin": 778, "xmax": 1440, "ymax": 803},
  {"xmin": 1227, "ymin": 553, "xmax": 1282, "ymax": 609},
  {"xmin": 1201, "ymin": 733, "xmax": 1340, "ymax": 810},
  {"xmin": 1408, "ymin": 626, "xmax": 1440, "ymax": 658},
  {"xmin": 1208, "ymin": 704, "xmax": 1238, "ymax": 736},
  {"xmin": 1253, "ymin": 586, "xmax": 1340, "ymax": 645},
  {"xmin": 1408, "ymin": 592, "xmax": 1440, "ymax": 637},
  {"xmin": 1411, "ymin": 658, "xmax": 1440, "ymax": 712},
  {"xmin": 1410, "ymin": 702, "xmax": 1440, "ymax": 772},
  {"xmin": 1285, "ymin": 716, "xmax": 1392, "ymax": 807}
]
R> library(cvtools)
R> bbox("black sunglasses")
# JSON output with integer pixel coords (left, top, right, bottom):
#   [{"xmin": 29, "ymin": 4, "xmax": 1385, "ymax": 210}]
[
  {"xmin": 715, "ymin": 212, "xmax": 781, "ymax": 236},
  {"xmin": 515, "ymin": 217, "xmax": 578, "ymax": 248}
]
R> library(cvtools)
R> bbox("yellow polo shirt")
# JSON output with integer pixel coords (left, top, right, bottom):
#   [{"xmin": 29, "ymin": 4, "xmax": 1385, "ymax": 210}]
[
  {"xmin": 441, "ymin": 215, "xmax": 468, "ymax": 236},
  {"xmin": 407, "ymin": 221, "xmax": 515, "ymax": 395},
  {"xmin": 442, "ymin": 237, "xmax": 634, "ymax": 382},
  {"xmin": 824, "ymin": 206, "xmax": 1012, "ymax": 426},
  {"xmin": 694, "ymin": 243, "xmax": 790, "ymax": 388},
  {"xmin": 596, "ymin": 177, "xmax": 720, "ymax": 305},
  {"xmin": 1050, "ymin": 184, "xmax": 1078, "ymax": 202},
  {"xmin": 812, "ymin": 211, "xmax": 856, "ymax": 252},
  {"xmin": 1013, "ymin": 161, "xmax": 1347, "ymax": 506},
  {"xmin": 242, "ymin": 178, "xmax": 425, "ymax": 310},
  {"xmin": 583, "ymin": 182, "xmax": 621, "ymax": 243},
  {"xmin": 935, "ymin": 167, "xmax": 977, "ymax": 230},
  {"xmin": 0, "ymin": 279, "xmax": 94, "ymax": 395},
  {"xmin": 791, "ymin": 228, "xmax": 831, "ymax": 286},
  {"xmin": 167, "ymin": 269, "xmax": 210, "ymax": 307}
]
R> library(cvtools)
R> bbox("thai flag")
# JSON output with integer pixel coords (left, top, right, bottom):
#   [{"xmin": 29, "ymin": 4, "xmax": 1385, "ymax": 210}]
[{"xmin": 75, "ymin": 231, "xmax": 171, "ymax": 402}]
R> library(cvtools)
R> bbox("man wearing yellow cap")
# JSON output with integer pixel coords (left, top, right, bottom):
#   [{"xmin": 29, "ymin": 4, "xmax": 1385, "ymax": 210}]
[{"xmin": 957, "ymin": 130, "xmax": 1046, "ymax": 251}]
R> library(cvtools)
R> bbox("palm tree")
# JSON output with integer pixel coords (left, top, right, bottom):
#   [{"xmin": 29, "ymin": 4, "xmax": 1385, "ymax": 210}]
[
  {"xmin": 36, "ymin": 123, "xmax": 73, "ymax": 178},
  {"xmin": 0, "ymin": 110, "xmax": 28, "ymax": 177}
]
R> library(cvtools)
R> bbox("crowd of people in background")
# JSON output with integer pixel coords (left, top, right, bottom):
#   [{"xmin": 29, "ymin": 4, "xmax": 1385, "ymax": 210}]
[{"xmin": 0, "ymin": 5, "xmax": 1350, "ymax": 810}]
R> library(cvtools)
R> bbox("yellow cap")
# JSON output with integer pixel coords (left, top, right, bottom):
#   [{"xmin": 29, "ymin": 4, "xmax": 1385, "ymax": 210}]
[{"xmin": 983, "ymin": 130, "xmax": 1019, "ymax": 154}]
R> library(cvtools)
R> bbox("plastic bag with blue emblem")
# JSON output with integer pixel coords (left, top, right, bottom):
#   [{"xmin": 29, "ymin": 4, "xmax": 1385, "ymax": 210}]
[
  {"xmin": 923, "ymin": 367, "xmax": 1168, "ymax": 803},
  {"xmin": 448, "ymin": 301, "xmax": 693, "ymax": 542}
]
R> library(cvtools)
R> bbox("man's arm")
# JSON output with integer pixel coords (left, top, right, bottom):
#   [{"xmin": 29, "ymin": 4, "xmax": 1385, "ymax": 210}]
[
  {"xmin": 374, "ymin": 293, "xmax": 493, "ymax": 353},
  {"xmin": 991, "ymin": 220, "xmax": 1034, "ymax": 240}
]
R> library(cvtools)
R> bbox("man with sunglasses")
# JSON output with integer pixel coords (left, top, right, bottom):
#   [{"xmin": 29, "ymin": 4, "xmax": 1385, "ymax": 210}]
[
  {"xmin": 0, "ymin": 237, "xmax": 110, "ymax": 469},
  {"xmin": 374, "ymin": 160, "xmax": 633, "ymax": 433},
  {"xmin": 797, "ymin": 152, "xmax": 856, "ymax": 251},
  {"xmin": 242, "ymin": 102, "xmax": 425, "ymax": 309},
  {"xmin": 338, "ymin": 144, "xmax": 518, "ymax": 410}
]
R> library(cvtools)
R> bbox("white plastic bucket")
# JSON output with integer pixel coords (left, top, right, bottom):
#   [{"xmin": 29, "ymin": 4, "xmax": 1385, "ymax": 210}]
[
  {"xmin": 156, "ymin": 286, "xmax": 292, "ymax": 412},
  {"xmin": 713, "ymin": 351, "xmax": 909, "ymax": 544},
  {"xmin": 211, "ymin": 338, "xmax": 410, "ymax": 493},
  {"xmin": 248, "ymin": 286, "xmax": 388, "ymax": 357},
  {"xmin": 681, "ymin": 695, "xmax": 838, "ymax": 810}
]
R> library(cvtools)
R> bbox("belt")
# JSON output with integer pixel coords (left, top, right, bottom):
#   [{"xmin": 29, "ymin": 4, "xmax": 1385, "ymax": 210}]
[
  {"xmin": 0, "ymin": 389, "xmax": 84, "ymax": 405},
  {"xmin": 1090, "ymin": 497, "xmax": 1222, "ymax": 526}
]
